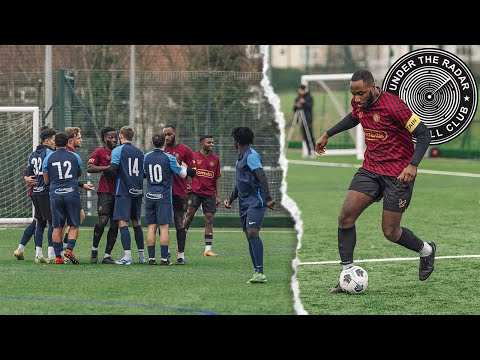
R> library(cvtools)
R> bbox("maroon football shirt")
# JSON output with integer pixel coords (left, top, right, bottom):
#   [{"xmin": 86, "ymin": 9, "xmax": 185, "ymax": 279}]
[
  {"xmin": 351, "ymin": 90, "xmax": 415, "ymax": 177},
  {"xmin": 88, "ymin": 147, "xmax": 117, "ymax": 196},
  {"xmin": 190, "ymin": 151, "xmax": 221, "ymax": 197},
  {"xmin": 164, "ymin": 143, "xmax": 194, "ymax": 197}
]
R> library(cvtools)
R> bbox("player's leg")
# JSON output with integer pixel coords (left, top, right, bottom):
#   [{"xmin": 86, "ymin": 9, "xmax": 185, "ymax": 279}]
[
  {"xmin": 245, "ymin": 207, "xmax": 267, "ymax": 284},
  {"xmin": 63, "ymin": 196, "xmax": 81, "ymax": 264},
  {"xmin": 132, "ymin": 197, "xmax": 145, "ymax": 264},
  {"xmin": 32, "ymin": 196, "xmax": 47, "ymax": 263},
  {"xmin": 330, "ymin": 169, "xmax": 378, "ymax": 293},
  {"xmin": 145, "ymin": 199, "xmax": 158, "ymax": 265},
  {"xmin": 382, "ymin": 177, "xmax": 435, "ymax": 281},
  {"xmin": 202, "ymin": 195, "xmax": 218, "ymax": 256},
  {"xmin": 173, "ymin": 195, "xmax": 187, "ymax": 258},
  {"xmin": 14, "ymin": 219, "xmax": 35, "ymax": 260},
  {"xmin": 146, "ymin": 224, "xmax": 158, "ymax": 265},
  {"xmin": 43, "ymin": 196, "xmax": 55, "ymax": 262},
  {"xmin": 183, "ymin": 193, "xmax": 200, "ymax": 259},
  {"xmin": 91, "ymin": 193, "xmax": 110, "ymax": 263},
  {"xmin": 103, "ymin": 195, "xmax": 118, "ymax": 264},
  {"xmin": 51, "ymin": 197, "xmax": 67, "ymax": 264},
  {"xmin": 158, "ymin": 224, "xmax": 171, "ymax": 265},
  {"xmin": 113, "ymin": 196, "xmax": 133, "ymax": 265}
]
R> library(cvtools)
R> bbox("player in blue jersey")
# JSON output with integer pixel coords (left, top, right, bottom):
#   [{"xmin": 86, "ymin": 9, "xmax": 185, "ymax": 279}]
[
  {"xmin": 28, "ymin": 126, "xmax": 57, "ymax": 263},
  {"xmin": 224, "ymin": 127, "xmax": 275, "ymax": 284},
  {"xmin": 42, "ymin": 132, "xmax": 85, "ymax": 264},
  {"xmin": 104, "ymin": 126, "xmax": 145, "ymax": 265},
  {"xmin": 144, "ymin": 133, "xmax": 188, "ymax": 265},
  {"xmin": 14, "ymin": 126, "xmax": 57, "ymax": 263}
]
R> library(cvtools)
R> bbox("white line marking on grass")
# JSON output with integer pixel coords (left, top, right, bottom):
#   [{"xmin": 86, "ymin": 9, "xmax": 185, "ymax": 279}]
[
  {"xmin": 299, "ymin": 254, "xmax": 480, "ymax": 266},
  {"xmin": 288, "ymin": 159, "xmax": 480, "ymax": 178}
]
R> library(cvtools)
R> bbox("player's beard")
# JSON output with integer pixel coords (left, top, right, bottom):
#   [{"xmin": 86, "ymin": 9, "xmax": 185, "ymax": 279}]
[
  {"xmin": 167, "ymin": 135, "xmax": 176, "ymax": 147},
  {"xmin": 361, "ymin": 90, "xmax": 375, "ymax": 110}
]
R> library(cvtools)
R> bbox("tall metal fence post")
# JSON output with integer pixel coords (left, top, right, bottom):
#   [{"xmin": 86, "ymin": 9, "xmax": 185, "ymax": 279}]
[{"xmin": 206, "ymin": 69, "xmax": 212, "ymax": 135}]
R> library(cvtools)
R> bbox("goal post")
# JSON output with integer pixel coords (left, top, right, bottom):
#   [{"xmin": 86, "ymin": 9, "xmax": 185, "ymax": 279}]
[
  {"xmin": 0, "ymin": 107, "xmax": 40, "ymax": 225},
  {"xmin": 301, "ymin": 73, "xmax": 365, "ymax": 160}
]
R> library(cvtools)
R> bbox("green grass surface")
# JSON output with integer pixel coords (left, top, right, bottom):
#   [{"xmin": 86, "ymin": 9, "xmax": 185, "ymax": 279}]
[
  {"xmin": 0, "ymin": 227, "xmax": 296, "ymax": 315},
  {"xmin": 286, "ymin": 149, "xmax": 480, "ymax": 315}
]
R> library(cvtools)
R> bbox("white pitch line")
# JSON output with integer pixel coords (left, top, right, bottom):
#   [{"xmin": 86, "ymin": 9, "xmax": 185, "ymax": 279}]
[
  {"xmin": 288, "ymin": 159, "xmax": 480, "ymax": 178},
  {"xmin": 299, "ymin": 254, "xmax": 480, "ymax": 266}
]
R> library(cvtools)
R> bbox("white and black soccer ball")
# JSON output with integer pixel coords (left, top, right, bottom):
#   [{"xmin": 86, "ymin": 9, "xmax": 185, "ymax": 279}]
[{"xmin": 339, "ymin": 265, "xmax": 369, "ymax": 294}]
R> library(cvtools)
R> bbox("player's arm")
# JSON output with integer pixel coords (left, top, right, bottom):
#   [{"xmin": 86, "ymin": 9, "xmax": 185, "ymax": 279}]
[
  {"xmin": 254, "ymin": 168, "xmax": 275, "ymax": 209},
  {"xmin": 224, "ymin": 186, "xmax": 238, "ymax": 208},
  {"xmin": 87, "ymin": 154, "xmax": 109, "ymax": 174},
  {"xmin": 43, "ymin": 171, "xmax": 50, "ymax": 185},
  {"xmin": 397, "ymin": 113, "xmax": 432, "ymax": 182},
  {"xmin": 315, "ymin": 113, "xmax": 359, "ymax": 155},
  {"xmin": 408, "ymin": 116, "xmax": 431, "ymax": 167},
  {"xmin": 215, "ymin": 178, "xmax": 221, "ymax": 206},
  {"xmin": 104, "ymin": 147, "xmax": 120, "ymax": 177}
]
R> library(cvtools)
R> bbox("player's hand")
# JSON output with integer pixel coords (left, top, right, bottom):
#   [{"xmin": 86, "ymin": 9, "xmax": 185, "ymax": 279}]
[
  {"xmin": 224, "ymin": 198, "xmax": 232, "ymax": 208},
  {"xmin": 266, "ymin": 198, "xmax": 275, "ymax": 210},
  {"xmin": 181, "ymin": 161, "xmax": 187, "ymax": 167},
  {"xmin": 25, "ymin": 175, "xmax": 37, "ymax": 186},
  {"xmin": 83, "ymin": 183, "xmax": 95, "ymax": 191},
  {"xmin": 215, "ymin": 195, "xmax": 221, "ymax": 206},
  {"xmin": 315, "ymin": 133, "xmax": 329, "ymax": 155},
  {"xmin": 397, "ymin": 164, "xmax": 417, "ymax": 182}
]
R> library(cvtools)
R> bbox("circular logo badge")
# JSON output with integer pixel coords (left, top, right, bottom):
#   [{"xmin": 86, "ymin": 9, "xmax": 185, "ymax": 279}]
[{"xmin": 382, "ymin": 48, "xmax": 477, "ymax": 145}]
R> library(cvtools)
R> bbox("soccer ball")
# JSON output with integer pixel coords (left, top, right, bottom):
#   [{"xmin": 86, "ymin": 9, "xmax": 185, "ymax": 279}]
[{"xmin": 339, "ymin": 265, "xmax": 369, "ymax": 294}]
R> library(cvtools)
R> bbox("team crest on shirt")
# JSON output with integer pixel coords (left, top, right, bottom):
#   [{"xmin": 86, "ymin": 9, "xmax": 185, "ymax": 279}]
[
  {"xmin": 210, "ymin": 161, "xmax": 215, "ymax": 167},
  {"xmin": 373, "ymin": 113, "xmax": 380, "ymax": 122},
  {"xmin": 358, "ymin": 111, "xmax": 363, "ymax": 118},
  {"xmin": 398, "ymin": 198, "xmax": 407, "ymax": 208}
]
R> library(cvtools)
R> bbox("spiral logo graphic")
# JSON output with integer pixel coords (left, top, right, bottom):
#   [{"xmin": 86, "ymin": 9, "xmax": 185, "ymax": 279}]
[{"xmin": 382, "ymin": 48, "xmax": 477, "ymax": 145}]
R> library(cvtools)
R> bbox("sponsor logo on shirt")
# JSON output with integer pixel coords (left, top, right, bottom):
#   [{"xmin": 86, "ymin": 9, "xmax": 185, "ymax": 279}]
[
  {"xmin": 364, "ymin": 129, "xmax": 388, "ymax": 141},
  {"xmin": 196, "ymin": 169, "xmax": 214, "ymax": 178},
  {"xmin": 54, "ymin": 187, "xmax": 74, "ymax": 194},
  {"xmin": 129, "ymin": 188, "xmax": 143, "ymax": 196}
]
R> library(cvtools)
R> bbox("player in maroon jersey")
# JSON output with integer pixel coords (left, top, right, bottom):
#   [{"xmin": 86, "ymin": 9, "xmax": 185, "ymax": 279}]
[
  {"xmin": 315, "ymin": 70, "xmax": 435, "ymax": 293},
  {"xmin": 162, "ymin": 125, "xmax": 196, "ymax": 261},
  {"xmin": 87, "ymin": 126, "xmax": 119, "ymax": 264},
  {"xmin": 183, "ymin": 135, "xmax": 222, "ymax": 259}
]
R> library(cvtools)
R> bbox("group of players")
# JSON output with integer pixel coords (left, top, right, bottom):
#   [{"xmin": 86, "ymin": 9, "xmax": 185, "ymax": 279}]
[{"xmin": 14, "ymin": 124, "xmax": 274, "ymax": 284}]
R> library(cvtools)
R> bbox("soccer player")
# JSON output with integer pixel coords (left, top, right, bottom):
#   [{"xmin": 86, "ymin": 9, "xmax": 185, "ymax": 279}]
[
  {"xmin": 27, "ymin": 126, "xmax": 57, "ymax": 263},
  {"xmin": 144, "ymin": 133, "xmax": 187, "ymax": 265},
  {"xmin": 87, "ymin": 126, "xmax": 119, "ymax": 264},
  {"xmin": 104, "ymin": 126, "xmax": 145, "ymax": 265},
  {"xmin": 183, "ymin": 135, "xmax": 222, "ymax": 258},
  {"xmin": 42, "ymin": 132, "xmax": 85, "ymax": 264},
  {"xmin": 62, "ymin": 127, "xmax": 89, "ymax": 254},
  {"xmin": 224, "ymin": 127, "xmax": 275, "ymax": 284},
  {"xmin": 314, "ymin": 69, "xmax": 435, "ymax": 294},
  {"xmin": 163, "ymin": 125, "xmax": 196, "ymax": 259}
]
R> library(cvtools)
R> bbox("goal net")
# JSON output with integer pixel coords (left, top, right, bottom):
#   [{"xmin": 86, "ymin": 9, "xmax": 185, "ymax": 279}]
[
  {"xmin": 0, "ymin": 107, "xmax": 40, "ymax": 225},
  {"xmin": 301, "ymin": 73, "xmax": 365, "ymax": 160}
]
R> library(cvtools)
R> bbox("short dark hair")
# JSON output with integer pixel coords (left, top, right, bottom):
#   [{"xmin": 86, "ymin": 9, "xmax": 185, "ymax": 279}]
[
  {"xmin": 152, "ymin": 133, "xmax": 166, "ymax": 148},
  {"xmin": 163, "ymin": 124, "xmax": 176, "ymax": 131},
  {"xmin": 55, "ymin": 133, "xmax": 69, "ymax": 147},
  {"xmin": 200, "ymin": 135, "xmax": 213, "ymax": 142},
  {"xmin": 299, "ymin": 85, "xmax": 306, "ymax": 90},
  {"xmin": 101, "ymin": 126, "xmax": 117, "ymax": 144},
  {"xmin": 231, "ymin": 126, "xmax": 254, "ymax": 146},
  {"xmin": 40, "ymin": 127, "xmax": 57, "ymax": 142},
  {"xmin": 351, "ymin": 69, "xmax": 375, "ymax": 84}
]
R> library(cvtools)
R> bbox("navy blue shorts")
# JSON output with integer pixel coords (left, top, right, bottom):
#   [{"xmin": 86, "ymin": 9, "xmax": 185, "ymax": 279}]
[
  {"xmin": 50, "ymin": 196, "xmax": 81, "ymax": 228},
  {"xmin": 32, "ymin": 194, "xmax": 52, "ymax": 222},
  {"xmin": 240, "ymin": 206, "xmax": 266, "ymax": 233},
  {"xmin": 113, "ymin": 196, "xmax": 143, "ymax": 222},
  {"xmin": 144, "ymin": 199, "xmax": 173, "ymax": 225},
  {"xmin": 349, "ymin": 167, "xmax": 415, "ymax": 213}
]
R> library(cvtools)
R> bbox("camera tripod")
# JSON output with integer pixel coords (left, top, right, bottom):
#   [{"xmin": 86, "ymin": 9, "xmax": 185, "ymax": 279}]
[{"xmin": 286, "ymin": 108, "xmax": 315, "ymax": 157}]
